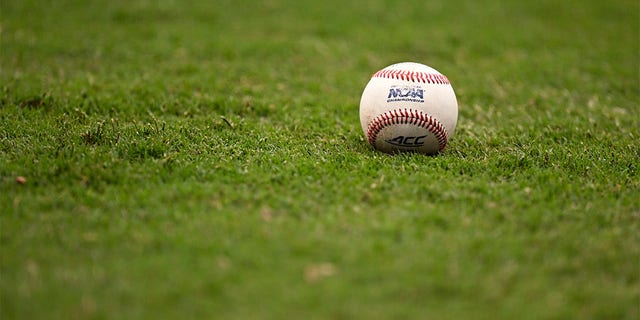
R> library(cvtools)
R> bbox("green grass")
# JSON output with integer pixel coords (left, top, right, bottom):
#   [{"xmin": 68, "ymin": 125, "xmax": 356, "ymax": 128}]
[{"xmin": 1, "ymin": 0, "xmax": 638, "ymax": 319}]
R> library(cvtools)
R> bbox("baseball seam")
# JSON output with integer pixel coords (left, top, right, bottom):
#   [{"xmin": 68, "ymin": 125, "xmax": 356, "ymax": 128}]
[
  {"xmin": 372, "ymin": 69, "xmax": 450, "ymax": 84},
  {"xmin": 367, "ymin": 109, "xmax": 448, "ymax": 151}
]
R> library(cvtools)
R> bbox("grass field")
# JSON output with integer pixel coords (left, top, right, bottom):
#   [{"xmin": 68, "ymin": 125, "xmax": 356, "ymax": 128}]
[{"xmin": 1, "ymin": 0, "xmax": 639, "ymax": 319}]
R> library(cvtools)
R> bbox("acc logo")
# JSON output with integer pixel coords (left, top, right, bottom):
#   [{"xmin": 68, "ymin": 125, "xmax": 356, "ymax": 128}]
[
  {"xmin": 385, "ymin": 135, "xmax": 427, "ymax": 147},
  {"xmin": 387, "ymin": 86, "xmax": 425, "ymax": 103}
]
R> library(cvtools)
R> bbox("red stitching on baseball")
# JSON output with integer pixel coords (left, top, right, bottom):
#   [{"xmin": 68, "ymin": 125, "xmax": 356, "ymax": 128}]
[
  {"xmin": 366, "ymin": 109, "xmax": 448, "ymax": 151},
  {"xmin": 372, "ymin": 69, "xmax": 451, "ymax": 84}
]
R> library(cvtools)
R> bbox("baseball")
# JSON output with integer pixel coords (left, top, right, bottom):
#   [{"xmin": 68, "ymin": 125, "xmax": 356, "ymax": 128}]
[{"xmin": 359, "ymin": 62, "xmax": 458, "ymax": 155}]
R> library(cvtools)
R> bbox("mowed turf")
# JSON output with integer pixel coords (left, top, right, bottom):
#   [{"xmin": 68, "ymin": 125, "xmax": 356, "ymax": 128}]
[{"xmin": 1, "ymin": 0, "xmax": 638, "ymax": 319}]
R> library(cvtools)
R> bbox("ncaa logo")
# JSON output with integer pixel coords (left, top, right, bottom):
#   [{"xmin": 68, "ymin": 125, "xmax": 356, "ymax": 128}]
[{"xmin": 386, "ymin": 86, "xmax": 425, "ymax": 103}]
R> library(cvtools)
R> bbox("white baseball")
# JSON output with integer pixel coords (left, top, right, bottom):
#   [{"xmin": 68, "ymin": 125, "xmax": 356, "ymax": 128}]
[{"xmin": 359, "ymin": 62, "xmax": 458, "ymax": 155}]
